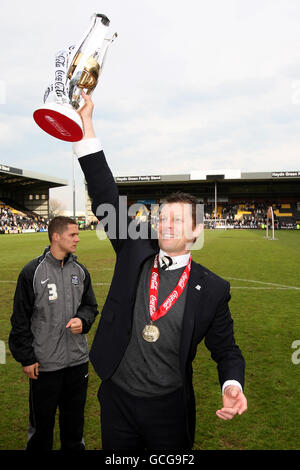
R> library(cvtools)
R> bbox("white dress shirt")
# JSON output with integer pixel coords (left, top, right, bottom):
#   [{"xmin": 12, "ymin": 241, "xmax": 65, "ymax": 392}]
[
  {"xmin": 158, "ymin": 249, "xmax": 190, "ymax": 271},
  {"xmin": 73, "ymin": 137, "xmax": 102, "ymax": 158}
]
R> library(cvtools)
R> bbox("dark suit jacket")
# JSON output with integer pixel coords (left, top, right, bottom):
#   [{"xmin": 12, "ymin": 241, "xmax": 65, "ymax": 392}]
[{"xmin": 79, "ymin": 150, "xmax": 245, "ymax": 445}]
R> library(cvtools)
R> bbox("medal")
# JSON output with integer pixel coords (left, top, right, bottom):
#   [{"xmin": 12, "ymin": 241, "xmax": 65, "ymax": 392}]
[
  {"xmin": 142, "ymin": 322, "xmax": 160, "ymax": 343},
  {"xmin": 142, "ymin": 254, "xmax": 191, "ymax": 342}
]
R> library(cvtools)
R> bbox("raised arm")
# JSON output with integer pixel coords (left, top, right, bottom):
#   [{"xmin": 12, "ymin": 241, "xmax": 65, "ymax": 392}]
[
  {"xmin": 74, "ymin": 93, "xmax": 125, "ymax": 253},
  {"xmin": 75, "ymin": 93, "xmax": 158, "ymax": 255}
]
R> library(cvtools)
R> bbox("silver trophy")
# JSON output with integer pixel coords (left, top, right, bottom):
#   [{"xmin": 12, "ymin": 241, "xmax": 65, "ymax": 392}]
[{"xmin": 33, "ymin": 14, "xmax": 117, "ymax": 142}]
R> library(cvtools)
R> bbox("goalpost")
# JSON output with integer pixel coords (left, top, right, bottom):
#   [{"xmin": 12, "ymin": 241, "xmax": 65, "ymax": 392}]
[{"xmin": 265, "ymin": 206, "xmax": 277, "ymax": 240}]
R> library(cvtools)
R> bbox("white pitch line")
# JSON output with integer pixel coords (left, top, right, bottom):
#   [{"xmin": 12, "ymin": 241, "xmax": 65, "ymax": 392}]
[
  {"xmin": 1, "ymin": 277, "xmax": 299, "ymax": 291},
  {"xmin": 226, "ymin": 277, "xmax": 300, "ymax": 290},
  {"xmin": 231, "ymin": 287, "xmax": 299, "ymax": 290}
]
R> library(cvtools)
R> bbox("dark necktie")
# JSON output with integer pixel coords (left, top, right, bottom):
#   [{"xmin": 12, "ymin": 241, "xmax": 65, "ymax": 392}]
[{"xmin": 161, "ymin": 256, "xmax": 173, "ymax": 270}]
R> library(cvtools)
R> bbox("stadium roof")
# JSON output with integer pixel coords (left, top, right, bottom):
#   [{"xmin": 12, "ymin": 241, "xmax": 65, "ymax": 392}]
[
  {"xmin": 0, "ymin": 162, "xmax": 68, "ymax": 191},
  {"xmin": 115, "ymin": 169, "xmax": 300, "ymax": 184},
  {"xmin": 113, "ymin": 168, "xmax": 300, "ymax": 202}
]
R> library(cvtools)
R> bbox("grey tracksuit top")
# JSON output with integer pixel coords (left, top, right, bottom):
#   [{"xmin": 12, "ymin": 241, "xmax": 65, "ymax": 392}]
[{"xmin": 9, "ymin": 247, "xmax": 98, "ymax": 372}]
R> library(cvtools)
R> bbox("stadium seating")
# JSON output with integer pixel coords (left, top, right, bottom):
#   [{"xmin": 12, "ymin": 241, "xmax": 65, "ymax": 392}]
[
  {"xmin": 0, "ymin": 200, "xmax": 48, "ymax": 234},
  {"xmin": 204, "ymin": 201, "xmax": 299, "ymax": 229}
]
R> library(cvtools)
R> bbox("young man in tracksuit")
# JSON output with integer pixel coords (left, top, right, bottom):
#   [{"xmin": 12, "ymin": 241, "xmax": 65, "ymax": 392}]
[{"xmin": 9, "ymin": 216, "xmax": 98, "ymax": 451}]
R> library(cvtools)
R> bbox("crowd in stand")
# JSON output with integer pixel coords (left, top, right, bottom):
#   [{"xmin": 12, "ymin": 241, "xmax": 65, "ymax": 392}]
[
  {"xmin": 1, "ymin": 200, "xmax": 299, "ymax": 234},
  {"xmin": 205, "ymin": 201, "xmax": 299, "ymax": 229},
  {"xmin": 0, "ymin": 206, "xmax": 48, "ymax": 234},
  {"xmin": 136, "ymin": 200, "xmax": 299, "ymax": 230},
  {"xmin": 204, "ymin": 202, "xmax": 267, "ymax": 229}
]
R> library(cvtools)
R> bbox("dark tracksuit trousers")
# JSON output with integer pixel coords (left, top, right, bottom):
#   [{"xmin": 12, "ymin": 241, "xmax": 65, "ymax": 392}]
[{"xmin": 26, "ymin": 362, "xmax": 88, "ymax": 451}]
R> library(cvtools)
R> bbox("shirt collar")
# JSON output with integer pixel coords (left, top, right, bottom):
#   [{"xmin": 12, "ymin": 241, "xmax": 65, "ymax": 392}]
[
  {"xmin": 45, "ymin": 247, "xmax": 75, "ymax": 266},
  {"xmin": 158, "ymin": 249, "xmax": 191, "ymax": 271}
]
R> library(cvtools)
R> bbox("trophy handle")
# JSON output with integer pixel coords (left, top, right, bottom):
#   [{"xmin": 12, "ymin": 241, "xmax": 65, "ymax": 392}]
[{"xmin": 100, "ymin": 33, "xmax": 118, "ymax": 70}]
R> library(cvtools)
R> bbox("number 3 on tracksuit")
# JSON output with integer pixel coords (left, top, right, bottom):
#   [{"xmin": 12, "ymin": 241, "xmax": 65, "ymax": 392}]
[{"xmin": 48, "ymin": 283, "xmax": 57, "ymax": 301}]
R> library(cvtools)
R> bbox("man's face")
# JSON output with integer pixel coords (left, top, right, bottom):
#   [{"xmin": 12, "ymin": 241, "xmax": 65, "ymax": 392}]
[
  {"xmin": 55, "ymin": 224, "xmax": 80, "ymax": 254},
  {"xmin": 158, "ymin": 202, "xmax": 197, "ymax": 256}
]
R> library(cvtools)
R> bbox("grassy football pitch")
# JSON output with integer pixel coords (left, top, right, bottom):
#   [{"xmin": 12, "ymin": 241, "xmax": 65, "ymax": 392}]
[{"xmin": 0, "ymin": 228, "xmax": 299, "ymax": 450}]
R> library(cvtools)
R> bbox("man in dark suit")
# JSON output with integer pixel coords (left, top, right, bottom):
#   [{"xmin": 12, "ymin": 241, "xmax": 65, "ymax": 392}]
[{"xmin": 73, "ymin": 92, "xmax": 247, "ymax": 450}]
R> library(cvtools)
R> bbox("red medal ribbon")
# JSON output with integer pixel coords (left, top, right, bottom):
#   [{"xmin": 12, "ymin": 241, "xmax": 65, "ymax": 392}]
[{"xmin": 149, "ymin": 254, "xmax": 191, "ymax": 322}]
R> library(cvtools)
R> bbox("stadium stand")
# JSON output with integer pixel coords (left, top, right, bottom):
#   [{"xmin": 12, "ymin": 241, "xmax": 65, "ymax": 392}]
[
  {"xmin": 0, "ymin": 201, "xmax": 48, "ymax": 234},
  {"xmin": 107, "ymin": 167, "xmax": 300, "ymax": 231},
  {"xmin": 204, "ymin": 201, "xmax": 300, "ymax": 229},
  {"xmin": 0, "ymin": 162, "xmax": 68, "ymax": 223},
  {"xmin": 136, "ymin": 200, "xmax": 300, "ymax": 230}
]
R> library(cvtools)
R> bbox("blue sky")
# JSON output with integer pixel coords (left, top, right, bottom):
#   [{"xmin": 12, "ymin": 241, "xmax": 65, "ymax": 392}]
[{"xmin": 1, "ymin": 0, "xmax": 300, "ymax": 211}]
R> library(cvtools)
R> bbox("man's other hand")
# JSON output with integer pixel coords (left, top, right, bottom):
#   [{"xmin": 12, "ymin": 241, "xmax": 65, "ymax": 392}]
[
  {"xmin": 66, "ymin": 317, "xmax": 83, "ymax": 334},
  {"xmin": 216, "ymin": 385, "xmax": 247, "ymax": 420}
]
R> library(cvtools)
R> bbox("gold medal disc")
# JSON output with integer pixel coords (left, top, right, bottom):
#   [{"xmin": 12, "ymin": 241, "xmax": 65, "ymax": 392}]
[{"xmin": 142, "ymin": 323, "xmax": 160, "ymax": 342}]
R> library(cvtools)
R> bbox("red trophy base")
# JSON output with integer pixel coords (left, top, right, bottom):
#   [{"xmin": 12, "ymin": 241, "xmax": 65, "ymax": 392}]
[{"xmin": 33, "ymin": 103, "xmax": 83, "ymax": 142}]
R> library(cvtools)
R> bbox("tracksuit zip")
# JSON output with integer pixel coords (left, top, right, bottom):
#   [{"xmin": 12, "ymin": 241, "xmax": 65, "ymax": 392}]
[{"xmin": 61, "ymin": 264, "xmax": 70, "ymax": 368}]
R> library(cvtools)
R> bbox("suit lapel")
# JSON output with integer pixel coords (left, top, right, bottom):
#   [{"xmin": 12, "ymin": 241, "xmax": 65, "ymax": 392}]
[{"xmin": 179, "ymin": 261, "xmax": 209, "ymax": 376}]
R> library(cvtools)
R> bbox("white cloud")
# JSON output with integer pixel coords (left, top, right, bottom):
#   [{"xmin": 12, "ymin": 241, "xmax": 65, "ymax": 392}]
[{"xmin": 1, "ymin": 0, "xmax": 300, "ymax": 209}]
